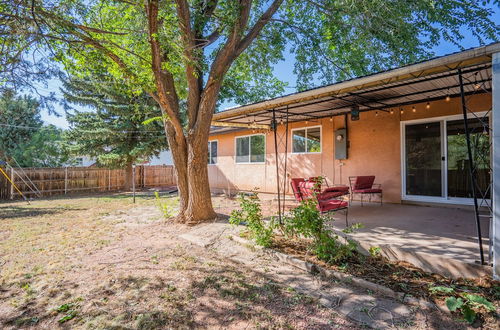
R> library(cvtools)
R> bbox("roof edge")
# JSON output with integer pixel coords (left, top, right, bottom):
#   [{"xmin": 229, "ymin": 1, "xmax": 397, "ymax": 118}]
[{"xmin": 212, "ymin": 42, "xmax": 500, "ymax": 122}]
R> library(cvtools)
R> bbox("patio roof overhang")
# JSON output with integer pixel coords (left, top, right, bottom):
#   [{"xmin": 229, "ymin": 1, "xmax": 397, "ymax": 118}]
[{"xmin": 211, "ymin": 42, "xmax": 499, "ymax": 131}]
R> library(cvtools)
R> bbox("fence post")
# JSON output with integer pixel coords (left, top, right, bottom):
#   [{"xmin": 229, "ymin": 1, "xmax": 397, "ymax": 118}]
[
  {"xmin": 64, "ymin": 167, "xmax": 68, "ymax": 194},
  {"xmin": 132, "ymin": 164, "xmax": 136, "ymax": 203},
  {"xmin": 9, "ymin": 167, "xmax": 14, "ymax": 200}
]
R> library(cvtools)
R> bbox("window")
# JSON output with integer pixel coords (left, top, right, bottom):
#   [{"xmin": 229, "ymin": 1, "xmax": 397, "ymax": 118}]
[
  {"xmin": 75, "ymin": 157, "xmax": 83, "ymax": 166},
  {"xmin": 235, "ymin": 134, "xmax": 265, "ymax": 163},
  {"xmin": 208, "ymin": 140, "xmax": 218, "ymax": 164},
  {"xmin": 292, "ymin": 126, "xmax": 321, "ymax": 153}
]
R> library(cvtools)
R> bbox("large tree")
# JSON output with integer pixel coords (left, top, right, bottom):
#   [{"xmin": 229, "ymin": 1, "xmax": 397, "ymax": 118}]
[
  {"xmin": 62, "ymin": 77, "xmax": 167, "ymax": 190},
  {"xmin": 0, "ymin": 90, "xmax": 69, "ymax": 167},
  {"xmin": 1, "ymin": 0, "xmax": 498, "ymax": 223}
]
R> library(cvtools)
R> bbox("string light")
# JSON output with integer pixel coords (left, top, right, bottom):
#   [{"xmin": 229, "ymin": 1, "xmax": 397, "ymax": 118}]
[
  {"xmin": 400, "ymin": 108, "xmax": 404, "ymax": 114},
  {"xmin": 305, "ymin": 120, "xmax": 309, "ymax": 124},
  {"xmin": 474, "ymin": 72, "xmax": 480, "ymax": 90},
  {"xmin": 446, "ymin": 95, "xmax": 451, "ymax": 102},
  {"xmin": 390, "ymin": 109, "xmax": 394, "ymax": 115},
  {"xmin": 375, "ymin": 111, "xmax": 379, "ymax": 117},
  {"xmin": 412, "ymin": 106, "xmax": 416, "ymax": 113},
  {"xmin": 329, "ymin": 117, "xmax": 333, "ymax": 122},
  {"xmin": 426, "ymin": 100, "xmax": 431, "ymax": 109}
]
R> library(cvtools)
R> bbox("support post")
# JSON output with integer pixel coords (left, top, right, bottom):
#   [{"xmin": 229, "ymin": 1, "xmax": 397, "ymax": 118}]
[
  {"xmin": 272, "ymin": 108, "xmax": 282, "ymax": 224},
  {"xmin": 132, "ymin": 164, "xmax": 136, "ymax": 203},
  {"xmin": 64, "ymin": 167, "xmax": 68, "ymax": 194},
  {"xmin": 9, "ymin": 167, "xmax": 14, "ymax": 200},
  {"xmin": 492, "ymin": 52, "xmax": 500, "ymax": 279},
  {"xmin": 458, "ymin": 68, "xmax": 485, "ymax": 265}
]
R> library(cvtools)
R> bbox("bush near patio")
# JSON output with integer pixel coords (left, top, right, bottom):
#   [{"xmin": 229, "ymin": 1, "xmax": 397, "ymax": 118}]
[{"xmin": 229, "ymin": 192, "xmax": 499, "ymax": 326}]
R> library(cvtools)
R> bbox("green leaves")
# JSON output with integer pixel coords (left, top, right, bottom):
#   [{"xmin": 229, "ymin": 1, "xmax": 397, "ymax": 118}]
[
  {"xmin": 230, "ymin": 192, "xmax": 274, "ymax": 247},
  {"xmin": 445, "ymin": 294, "xmax": 496, "ymax": 324},
  {"xmin": 463, "ymin": 293, "xmax": 496, "ymax": 312},
  {"xmin": 62, "ymin": 76, "xmax": 166, "ymax": 169},
  {"xmin": 445, "ymin": 296, "xmax": 464, "ymax": 312},
  {"xmin": 429, "ymin": 286, "xmax": 455, "ymax": 295}
]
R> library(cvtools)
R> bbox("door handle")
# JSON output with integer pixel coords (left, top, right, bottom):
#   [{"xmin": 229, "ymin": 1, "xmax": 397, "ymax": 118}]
[{"xmin": 442, "ymin": 156, "xmax": 446, "ymax": 161}]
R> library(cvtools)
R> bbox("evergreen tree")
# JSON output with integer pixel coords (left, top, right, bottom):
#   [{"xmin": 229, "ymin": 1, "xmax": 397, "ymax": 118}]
[
  {"xmin": 62, "ymin": 77, "xmax": 167, "ymax": 190},
  {"xmin": 0, "ymin": 90, "xmax": 70, "ymax": 167}
]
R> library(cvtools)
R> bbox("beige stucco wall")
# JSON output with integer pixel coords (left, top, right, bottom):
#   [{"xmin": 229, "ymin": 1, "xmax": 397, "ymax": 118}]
[{"xmin": 208, "ymin": 94, "xmax": 491, "ymax": 203}]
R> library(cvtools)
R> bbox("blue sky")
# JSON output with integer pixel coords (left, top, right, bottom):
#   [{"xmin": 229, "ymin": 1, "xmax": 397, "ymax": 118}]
[{"xmin": 41, "ymin": 8, "xmax": 499, "ymax": 129}]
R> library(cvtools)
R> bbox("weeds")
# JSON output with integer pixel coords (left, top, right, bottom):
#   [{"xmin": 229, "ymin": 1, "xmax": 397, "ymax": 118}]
[
  {"xmin": 154, "ymin": 191, "xmax": 175, "ymax": 219},
  {"xmin": 229, "ymin": 192, "xmax": 274, "ymax": 247}
]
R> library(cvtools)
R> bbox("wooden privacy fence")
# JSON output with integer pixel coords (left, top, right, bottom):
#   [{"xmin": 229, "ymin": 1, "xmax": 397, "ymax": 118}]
[{"xmin": 0, "ymin": 165, "xmax": 176, "ymax": 200}]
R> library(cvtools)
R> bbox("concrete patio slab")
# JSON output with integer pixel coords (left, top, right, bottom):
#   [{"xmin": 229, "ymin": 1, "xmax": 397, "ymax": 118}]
[{"xmin": 328, "ymin": 203, "xmax": 492, "ymax": 279}]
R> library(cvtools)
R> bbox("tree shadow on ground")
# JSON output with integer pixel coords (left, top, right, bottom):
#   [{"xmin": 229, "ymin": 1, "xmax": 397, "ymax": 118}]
[{"xmin": 0, "ymin": 205, "xmax": 87, "ymax": 220}]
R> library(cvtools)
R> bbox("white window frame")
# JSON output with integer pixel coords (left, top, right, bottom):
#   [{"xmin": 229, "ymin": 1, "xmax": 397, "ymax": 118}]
[
  {"xmin": 291, "ymin": 125, "xmax": 322, "ymax": 154},
  {"xmin": 208, "ymin": 140, "xmax": 218, "ymax": 165},
  {"xmin": 234, "ymin": 133, "xmax": 266, "ymax": 164},
  {"xmin": 400, "ymin": 111, "xmax": 490, "ymax": 205}
]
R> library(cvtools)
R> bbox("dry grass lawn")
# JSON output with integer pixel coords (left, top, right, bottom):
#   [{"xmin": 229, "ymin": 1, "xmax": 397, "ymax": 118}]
[{"xmin": 0, "ymin": 193, "xmax": 357, "ymax": 329}]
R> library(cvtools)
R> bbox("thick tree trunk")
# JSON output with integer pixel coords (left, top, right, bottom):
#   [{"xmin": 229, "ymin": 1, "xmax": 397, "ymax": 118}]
[
  {"xmin": 183, "ymin": 133, "xmax": 217, "ymax": 223},
  {"xmin": 163, "ymin": 110, "xmax": 217, "ymax": 225},
  {"xmin": 123, "ymin": 161, "xmax": 134, "ymax": 191}
]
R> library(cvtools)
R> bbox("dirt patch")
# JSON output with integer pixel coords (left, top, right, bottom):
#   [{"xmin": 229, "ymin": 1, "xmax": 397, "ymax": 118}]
[{"xmin": 0, "ymin": 194, "xmax": 357, "ymax": 329}]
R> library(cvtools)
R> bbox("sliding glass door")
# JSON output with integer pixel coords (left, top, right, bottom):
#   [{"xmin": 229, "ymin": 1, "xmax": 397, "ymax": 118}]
[
  {"xmin": 402, "ymin": 114, "xmax": 490, "ymax": 203},
  {"xmin": 405, "ymin": 122, "xmax": 442, "ymax": 197},
  {"xmin": 446, "ymin": 118, "xmax": 490, "ymax": 199}
]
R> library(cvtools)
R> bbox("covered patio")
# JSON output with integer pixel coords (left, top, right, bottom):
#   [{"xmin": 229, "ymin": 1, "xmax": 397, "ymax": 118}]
[
  {"xmin": 209, "ymin": 43, "xmax": 499, "ymax": 279},
  {"xmin": 327, "ymin": 202, "xmax": 490, "ymax": 279}
]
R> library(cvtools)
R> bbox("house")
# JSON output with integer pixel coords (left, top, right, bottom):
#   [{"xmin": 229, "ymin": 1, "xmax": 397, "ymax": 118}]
[{"xmin": 207, "ymin": 42, "xmax": 500, "ymax": 279}]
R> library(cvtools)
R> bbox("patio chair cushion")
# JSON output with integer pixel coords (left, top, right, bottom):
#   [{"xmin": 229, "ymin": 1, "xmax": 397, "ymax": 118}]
[
  {"xmin": 290, "ymin": 178, "xmax": 305, "ymax": 201},
  {"xmin": 317, "ymin": 199, "xmax": 348, "ymax": 213},
  {"xmin": 354, "ymin": 176, "xmax": 376, "ymax": 190},
  {"xmin": 353, "ymin": 188, "xmax": 382, "ymax": 194},
  {"xmin": 323, "ymin": 186, "xmax": 349, "ymax": 193},
  {"xmin": 298, "ymin": 181, "xmax": 318, "ymax": 199},
  {"xmin": 317, "ymin": 191, "xmax": 346, "ymax": 200}
]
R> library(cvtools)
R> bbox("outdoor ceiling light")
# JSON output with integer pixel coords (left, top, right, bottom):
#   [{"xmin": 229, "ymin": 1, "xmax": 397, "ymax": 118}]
[
  {"xmin": 336, "ymin": 134, "xmax": 344, "ymax": 141},
  {"xmin": 351, "ymin": 105, "xmax": 360, "ymax": 121}
]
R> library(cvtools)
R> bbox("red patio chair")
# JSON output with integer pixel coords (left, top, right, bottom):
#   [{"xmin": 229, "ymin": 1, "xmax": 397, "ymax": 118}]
[
  {"xmin": 290, "ymin": 178, "xmax": 349, "ymax": 226},
  {"xmin": 308, "ymin": 177, "xmax": 350, "ymax": 196},
  {"xmin": 348, "ymin": 176, "xmax": 383, "ymax": 206}
]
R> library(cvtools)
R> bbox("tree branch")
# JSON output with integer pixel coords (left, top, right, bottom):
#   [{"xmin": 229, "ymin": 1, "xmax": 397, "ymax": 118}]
[
  {"xmin": 145, "ymin": 0, "xmax": 183, "ymax": 135},
  {"xmin": 175, "ymin": 0, "xmax": 202, "ymax": 129},
  {"xmin": 235, "ymin": 0, "xmax": 283, "ymax": 56}
]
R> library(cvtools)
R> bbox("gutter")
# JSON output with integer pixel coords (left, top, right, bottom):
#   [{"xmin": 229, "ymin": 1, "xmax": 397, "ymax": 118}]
[{"xmin": 212, "ymin": 42, "xmax": 500, "ymax": 123}]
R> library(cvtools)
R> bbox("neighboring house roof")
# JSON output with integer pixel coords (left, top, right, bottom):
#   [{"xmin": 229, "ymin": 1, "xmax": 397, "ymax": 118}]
[{"xmin": 210, "ymin": 42, "xmax": 499, "ymax": 131}]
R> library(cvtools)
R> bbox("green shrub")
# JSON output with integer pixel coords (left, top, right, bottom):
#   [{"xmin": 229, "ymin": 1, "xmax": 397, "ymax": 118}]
[
  {"xmin": 446, "ymin": 293, "xmax": 495, "ymax": 324},
  {"xmin": 155, "ymin": 191, "xmax": 175, "ymax": 219},
  {"xmin": 229, "ymin": 192, "xmax": 274, "ymax": 247},
  {"xmin": 280, "ymin": 198, "xmax": 358, "ymax": 263}
]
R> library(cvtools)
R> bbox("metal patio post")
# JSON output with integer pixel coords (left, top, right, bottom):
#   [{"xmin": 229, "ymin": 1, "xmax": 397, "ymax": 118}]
[
  {"xmin": 272, "ymin": 108, "xmax": 282, "ymax": 224},
  {"xmin": 492, "ymin": 52, "xmax": 500, "ymax": 279},
  {"xmin": 458, "ymin": 68, "xmax": 485, "ymax": 265}
]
